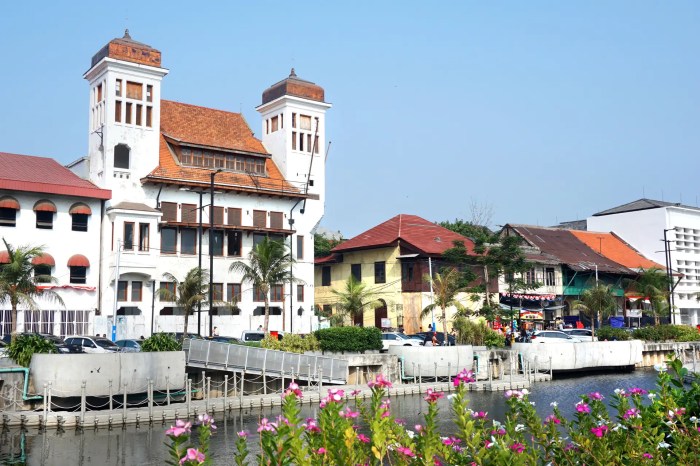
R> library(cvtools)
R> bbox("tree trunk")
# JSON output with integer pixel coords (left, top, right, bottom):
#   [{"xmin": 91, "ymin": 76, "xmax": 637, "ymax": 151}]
[
  {"xmin": 591, "ymin": 311, "xmax": 596, "ymax": 339},
  {"xmin": 182, "ymin": 307, "xmax": 190, "ymax": 342},
  {"xmin": 11, "ymin": 304, "xmax": 18, "ymax": 335},
  {"xmin": 263, "ymin": 296, "xmax": 270, "ymax": 333},
  {"xmin": 442, "ymin": 307, "xmax": 448, "ymax": 346}
]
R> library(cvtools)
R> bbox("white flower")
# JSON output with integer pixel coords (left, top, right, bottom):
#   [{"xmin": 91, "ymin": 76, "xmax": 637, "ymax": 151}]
[
  {"xmin": 515, "ymin": 424, "xmax": 525, "ymax": 432},
  {"xmin": 521, "ymin": 389, "xmax": 530, "ymax": 395},
  {"xmin": 530, "ymin": 402, "xmax": 536, "ymax": 406},
  {"xmin": 492, "ymin": 420, "xmax": 503, "ymax": 428},
  {"xmin": 654, "ymin": 363, "xmax": 667, "ymax": 373},
  {"xmin": 405, "ymin": 429, "xmax": 415, "ymax": 439},
  {"xmin": 447, "ymin": 394, "xmax": 456, "ymax": 401},
  {"xmin": 690, "ymin": 416, "xmax": 698, "ymax": 423},
  {"xmin": 658, "ymin": 441, "xmax": 671, "ymax": 449},
  {"xmin": 550, "ymin": 401, "xmax": 558, "ymax": 408},
  {"xmin": 647, "ymin": 393, "xmax": 657, "ymax": 400},
  {"xmin": 614, "ymin": 388, "xmax": 626, "ymax": 396}
]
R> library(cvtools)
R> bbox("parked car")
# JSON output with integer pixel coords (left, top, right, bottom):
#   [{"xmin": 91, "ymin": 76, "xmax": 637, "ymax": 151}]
[
  {"xmin": 240, "ymin": 330, "xmax": 284, "ymax": 342},
  {"xmin": 64, "ymin": 336, "xmax": 121, "ymax": 353},
  {"xmin": 172, "ymin": 332, "xmax": 203, "ymax": 341},
  {"xmin": 562, "ymin": 329, "xmax": 595, "ymax": 342},
  {"xmin": 208, "ymin": 335, "xmax": 241, "ymax": 344},
  {"xmin": 11, "ymin": 332, "xmax": 83, "ymax": 354},
  {"xmin": 407, "ymin": 334, "xmax": 426, "ymax": 345},
  {"xmin": 381, "ymin": 332, "xmax": 423, "ymax": 351},
  {"xmin": 529, "ymin": 330, "xmax": 580, "ymax": 343},
  {"xmin": 115, "ymin": 339, "xmax": 144, "ymax": 352},
  {"xmin": 413, "ymin": 332, "xmax": 456, "ymax": 346}
]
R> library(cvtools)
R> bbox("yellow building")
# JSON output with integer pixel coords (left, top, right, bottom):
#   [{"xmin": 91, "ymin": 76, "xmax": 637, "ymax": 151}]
[{"xmin": 314, "ymin": 214, "xmax": 489, "ymax": 333}]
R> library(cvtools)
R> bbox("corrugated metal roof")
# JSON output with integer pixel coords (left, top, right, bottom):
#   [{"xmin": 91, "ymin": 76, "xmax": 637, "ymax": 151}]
[{"xmin": 592, "ymin": 198, "xmax": 700, "ymax": 216}]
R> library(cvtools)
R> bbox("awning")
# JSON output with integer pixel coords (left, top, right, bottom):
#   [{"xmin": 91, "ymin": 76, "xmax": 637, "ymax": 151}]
[
  {"xmin": 0, "ymin": 251, "xmax": 9, "ymax": 264},
  {"xmin": 67, "ymin": 254, "xmax": 90, "ymax": 267},
  {"xmin": 69, "ymin": 203, "xmax": 92, "ymax": 215},
  {"xmin": 32, "ymin": 253, "xmax": 55, "ymax": 266},
  {"xmin": 0, "ymin": 196, "xmax": 20, "ymax": 210},
  {"xmin": 33, "ymin": 200, "xmax": 57, "ymax": 213}
]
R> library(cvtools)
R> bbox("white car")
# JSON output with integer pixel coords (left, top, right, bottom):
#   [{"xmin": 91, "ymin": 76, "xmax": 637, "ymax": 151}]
[
  {"xmin": 381, "ymin": 332, "xmax": 423, "ymax": 351},
  {"xmin": 64, "ymin": 336, "xmax": 121, "ymax": 353},
  {"xmin": 562, "ymin": 329, "xmax": 596, "ymax": 342},
  {"xmin": 529, "ymin": 330, "xmax": 580, "ymax": 343}
]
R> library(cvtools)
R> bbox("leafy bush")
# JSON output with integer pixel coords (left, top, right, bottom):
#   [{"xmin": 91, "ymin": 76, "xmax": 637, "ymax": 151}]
[
  {"xmin": 6, "ymin": 334, "xmax": 56, "ymax": 367},
  {"xmin": 632, "ymin": 324, "xmax": 700, "ymax": 342},
  {"xmin": 165, "ymin": 357, "xmax": 700, "ymax": 466},
  {"xmin": 314, "ymin": 327, "xmax": 382, "ymax": 353},
  {"xmin": 141, "ymin": 333, "xmax": 181, "ymax": 352},
  {"xmin": 261, "ymin": 333, "xmax": 320, "ymax": 353},
  {"xmin": 453, "ymin": 317, "xmax": 504, "ymax": 347},
  {"xmin": 596, "ymin": 326, "xmax": 631, "ymax": 341}
]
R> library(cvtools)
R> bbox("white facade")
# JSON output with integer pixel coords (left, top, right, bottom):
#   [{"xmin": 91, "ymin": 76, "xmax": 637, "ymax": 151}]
[
  {"xmin": 79, "ymin": 35, "xmax": 330, "ymax": 339},
  {"xmin": 0, "ymin": 189, "xmax": 106, "ymax": 337},
  {"xmin": 588, "ymin": 204, "xmax": 700, "ymax": 326}
]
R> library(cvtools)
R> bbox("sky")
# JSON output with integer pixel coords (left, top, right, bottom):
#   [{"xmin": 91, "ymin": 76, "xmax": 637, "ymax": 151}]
[{"xmin": 1, "ymin": 1, "xmax": 698, "ymax": 238}]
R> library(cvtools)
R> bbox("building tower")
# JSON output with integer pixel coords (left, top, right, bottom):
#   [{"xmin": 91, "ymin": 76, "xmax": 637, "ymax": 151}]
[{"xmin": 83, "ymin": 30, "xmax": 169, "ymax": 203}]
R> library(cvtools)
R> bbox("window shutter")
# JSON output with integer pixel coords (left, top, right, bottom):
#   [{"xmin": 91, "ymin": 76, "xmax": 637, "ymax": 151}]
[
  {"xmin": 160, "ymin": 202, "xmax": 178, "ymax": 222},
  {"xmin": 181, "ymin": 203, "xmax": 196, "ymax": 223},
  {"xmin": 253, "ymin": 210, "xmax": 267, "ymax": 228},
  {"xmin": 270, "ymin": 211, "xmax": 283, "ymax": 229},
  {"xmin": 228, "ymin": 208, "xmax": 242, "ymax": 226},
  {"xmin": 214, "ymin": 206, "xmax": 224, "ymax": 225}
]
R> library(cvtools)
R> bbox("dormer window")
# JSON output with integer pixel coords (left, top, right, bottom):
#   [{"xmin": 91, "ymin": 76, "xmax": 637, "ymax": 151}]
[{"xmin": 179, "ymin": 148, "xmax": 266, "ymax": 176}]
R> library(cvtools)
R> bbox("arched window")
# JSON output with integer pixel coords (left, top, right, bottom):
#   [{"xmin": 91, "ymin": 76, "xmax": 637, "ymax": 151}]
[{"xmin": 114, "ymin": 144, "xmax": 130, "ymax": 169}]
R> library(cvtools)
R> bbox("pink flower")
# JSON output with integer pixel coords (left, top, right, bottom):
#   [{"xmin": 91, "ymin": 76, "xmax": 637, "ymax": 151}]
[
  {"xmin": 303, "ymin": 418, "xmax": 320, "ymax": 433},
  {"xmin": 368, "ymin": 373, "xmax": 393, "ymax": 389},
  {"xmin": 453, "ymin": 368, "xmax": 476, "ymax": 387},
  {"xmin": 283, "ymin": 381, "xmax": 303, "ymax": 399},
  {"xmin": 396, "ymin": 446, "xmax": 415, "ymax": 457},
  {"xmin": 197, "ymin": 414, "xmax": 216, "ymax": 430},
  {"xmin": 470, "ymin": 410, "xmax": 487, "ymax": 419},
  {"xmin": 510, "ymin": 442, "xmax": 525, "ymax": 453},
  {"xmin": 545, "ymin": 414, "xmax": 561, "ymax": 425},
  {"xmin": 179, "ymin": 448, "xmax": 205, "ymax": 465},
  {"xmin": 575, "ymin": 402, "xmax": 591, "ymax": 414},
  {"xmin": 588, "ymin": 392, "xmax": 604, "ymax": 401},
  {"xmin": 320, "ymin": 388, "xmax": 345, "ymax": 407},
  {"xmin": 442, "ymin": 437, "xmax": 461, "ymax": 446},
  {"xmin": 350, "ymin": 389, "xmax": 362, "ymax": 396},
  {"xmin": 257, "ymin": 418, "xmax": 277, "ymax": 433},
  {"xmin": 629, "ymin": 387, "xmax": 647, "ymax": 396},
  {"xmin": 623, "ymin": 408, "xmax": 640, "ymax": 420},
  {"xmin": 340, "ymin": 408, "xmax": 359, "ymax": 419},
  {"xmin": 357, "ymin": 433, "xmax": 370, "ymax": 443},
  {"xmin": 643, "ymin": 453, "xmax": 653, "ymax": 459},
  {"xmin": 484, "ymin": 440, "xmax": 494, "ymax": 449},
  {"xmin": 674, "ymin": 408, "xmax": 686, "ymax": 417},
  {"xmin": 415, "ymin": 424, "xmax": 423, "ymax": 433},
  {"xmin": 424, "ymin": 388, "xmax": 444, "ymax": 403},
  {"xmin": 491, "ymin": 428, "xmax": 506, "ymax": 436},
  {"xmin": 237, "ymin": 430, "xmax": 248, "ymax": 438},
  {"xmin": 505, "ymin": 390, "xmax": 524, "ymax": 399},
  {"xmin": 166, "ymin": 419, "xmax": 192, "ymax": 437},
  {"xmin": 590, "ymin": 425, "xmax": 609, "ymax": 438},
  {"xmin": 315, "ymin": 447, "xmax": 327, "ymax": 454}
]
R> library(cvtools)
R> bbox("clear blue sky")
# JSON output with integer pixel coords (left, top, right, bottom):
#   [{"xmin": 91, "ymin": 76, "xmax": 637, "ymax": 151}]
[{"xmin": 1, "ymin": 1, "xmax": 698, "ymax": 238}]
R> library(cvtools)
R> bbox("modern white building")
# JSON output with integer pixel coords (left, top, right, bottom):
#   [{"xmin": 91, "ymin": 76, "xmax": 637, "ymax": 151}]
[
  {"xmin": 0, "ymin": 153, "xmax": 111, "ymax": 337},
  {"xmin": 1, "ymin": 30, "xmax": 330, "ymax": 340},
  {"xmin": 588, "ymin": 199, "xmax": 700, "ymax": 326}
]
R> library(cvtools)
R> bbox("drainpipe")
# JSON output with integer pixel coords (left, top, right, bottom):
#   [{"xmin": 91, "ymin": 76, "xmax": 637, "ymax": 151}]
[{"xmin": 0, "ymin": 367, "xmax": 43, "ymax": 401}]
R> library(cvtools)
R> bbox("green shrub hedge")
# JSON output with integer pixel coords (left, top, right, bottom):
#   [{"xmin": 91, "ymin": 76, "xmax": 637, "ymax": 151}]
[
  {"xmin": 141, "ymin": 333, "xmax": 181, "ymax": 351},
  {"xmin": 595, "ymin": 326, "xmax": 631, "ymax": 341},
  {"xmin": 632, "ymin": 324, "xmax": 700, "ymax": 342},
  {"xmin": 6, "ymin": 334, "xmax": 56, "ymax": 367},
  {"xmin": 314, "ymin": 327, "xmax": 383, "ymax": 353},
  {"xmin": 261, "ymin": 333, "xmax": 320, "ymax": 353}
]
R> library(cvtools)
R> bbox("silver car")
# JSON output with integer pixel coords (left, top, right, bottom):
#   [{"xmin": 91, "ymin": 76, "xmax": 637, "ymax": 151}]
[
  {"xmin": 529, "ymin": 330, "xmax": 580, "ymax": 343},
  {"xmin": 381, "ymin": 332, "xmax": 423, "ymax": 351},
  {"xmin": 115, "ymin": 339, "xmax": 144, "ymax": 352},
  {"xmin": 64, "ymin": 336, "xmax": 121, "ymax": 353},
  {"xmin": 562, "ymin": 329, "xmax": 595, "ymax": 342}
]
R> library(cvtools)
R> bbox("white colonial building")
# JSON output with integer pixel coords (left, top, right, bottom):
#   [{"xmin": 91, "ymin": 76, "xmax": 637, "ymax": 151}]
[
  {"xmin": 0, "ymin": 153, "xmax": 111, "ymax": 337},
  {"xmin": 1, "ymin": 30, "xmax": 330, "ymax": 340},
  {"xmin": 588, "ymin": 199, "xmax": 700, "ymax": 326}
]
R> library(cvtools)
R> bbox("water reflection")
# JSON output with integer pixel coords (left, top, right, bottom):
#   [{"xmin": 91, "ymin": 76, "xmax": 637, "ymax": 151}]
[{"xmin": 3, "ymin": 369, "xmax": 659, "ymax": 465}]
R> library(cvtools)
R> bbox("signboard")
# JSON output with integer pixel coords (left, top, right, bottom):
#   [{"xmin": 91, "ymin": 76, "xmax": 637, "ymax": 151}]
[
  {"xmin": 520, "ymin": 310, "xmax": 543, "ymax": 320},
  {"xmin": 381, "ymin": 318, "xmax": 391, "ymax": 329},
  {"xmin": 627, "ymin": 309, "xmax": 642, "ymax": 318}
]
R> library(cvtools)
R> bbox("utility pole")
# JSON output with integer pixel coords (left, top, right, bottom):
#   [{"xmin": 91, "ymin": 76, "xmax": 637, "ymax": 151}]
[
  {"xmin": 111, "ymin": 240, "xmax": 121, "ymax": 341},
  {"xmin": 209, "ymin": 169, "xmax": 222, "ymax": 337}
]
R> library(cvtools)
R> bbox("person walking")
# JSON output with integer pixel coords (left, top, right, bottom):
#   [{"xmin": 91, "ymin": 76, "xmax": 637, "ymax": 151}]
[{"xmin": 431, "ymin": 332, "xmax": 438, "ymax": 346}]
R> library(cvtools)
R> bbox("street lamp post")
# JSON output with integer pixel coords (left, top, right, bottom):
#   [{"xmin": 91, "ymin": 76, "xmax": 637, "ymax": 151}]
[
  {"xmin": 197, "ymin": 191, "xmax": 203, "ymax": 336},
  {"xmin": 209, "ymin": 169, "xmax": 222, "ymax": 336},
  {"xmin": 663, "ymin": 228, "xmax": 676, "ymax": 324}
]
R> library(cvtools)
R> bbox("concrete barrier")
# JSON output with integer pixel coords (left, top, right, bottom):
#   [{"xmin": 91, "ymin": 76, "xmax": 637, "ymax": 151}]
[
  {"xmin": 389, "ymin": 346, "xmax": 473, "ymax": 378},
  {"xmin": 513, "ymin": 341, "xmax": 643, "ymax": 371},
  {"xmin": 30, "ymin": 352, "xmax": 186, "ymax": 397}
]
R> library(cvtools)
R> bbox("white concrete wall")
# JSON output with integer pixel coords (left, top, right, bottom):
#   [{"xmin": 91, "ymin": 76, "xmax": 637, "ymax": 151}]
[
  {"xmin": 390, "ymin": 345, "xmax": 474, "ymax": 377},
  {"xmin": 513, "ymin": 340, "xmax": 643, "ymax": 371}
]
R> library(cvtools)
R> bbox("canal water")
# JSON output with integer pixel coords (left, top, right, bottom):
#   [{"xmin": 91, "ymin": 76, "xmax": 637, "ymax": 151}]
[{"xmin": 1, "ymin": 369, "xmax": 660, "ymax": 465}]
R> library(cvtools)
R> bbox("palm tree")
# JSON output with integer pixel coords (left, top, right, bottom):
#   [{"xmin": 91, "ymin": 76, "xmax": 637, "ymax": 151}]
[
  {"xmin": 331, "ymin": 275, "xmax": 380, "ymax": 326},
  {"xmin": 0, "ymin": 239, "xmax": 64, "ymax": 335},
  {"xmin": 625, "ymin": 268, "xmax": 671, "ymax": 325},
  {"xmin": 421, "ymin": 268, "xmax": 467, "ymax": 344},
  {"xmin": 158, "ymin": 267, "xmax": 209, "ymax": 342},
  {"xmin": 229, "ymin": 237, "xmax": 294, "ymax": 333},
  {"xmin": 571, "ymin": 284, "xmax": 617, "ymax": 339}
]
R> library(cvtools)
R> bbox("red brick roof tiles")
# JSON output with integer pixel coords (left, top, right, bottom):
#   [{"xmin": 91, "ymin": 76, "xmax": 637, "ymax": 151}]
[
  {"xmin": 0, "ymin": 152, "xmax": 111, "ymax": 200},
  {"xmin": 332, "ymin": 214, "xmax": 475, "ymax": 255},
  {"xmin": 570, "ymin": 230, "xmax": 665, "ymax": 270}
]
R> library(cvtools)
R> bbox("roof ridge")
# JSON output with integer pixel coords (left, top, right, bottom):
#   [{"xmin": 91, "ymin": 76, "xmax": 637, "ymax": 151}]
[{"xmin": 162, "ymin": 99, "xmax": 244, "ymax": 117}]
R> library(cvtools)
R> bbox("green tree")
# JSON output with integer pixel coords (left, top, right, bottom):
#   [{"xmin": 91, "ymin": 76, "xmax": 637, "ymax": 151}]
[
  {"xmin": 438, "ymin": 219, "xmax": 492, "ymax": 243},
  {"xmin": 625, "ymin": 268, "xmax": 671, "ymax": 325},
  {"xmin": 0, "ymin": 239, "xmax": 64, "ymax": 335},
  {"xmin": 330, "ymin": 275, "xmax": 380, "ymax": 327},
  {"xmin": 314, "ymin": 233, "xmax": 344, "ymax": 258},
  {"xmin": 421, "ymin": 268, "xmax": 467, "ymax": 343},
  {"xmin": 571, "ymin": 284, "xmax": 617, "ymax": 338},
  {"xmin": 230, "ymin": 237, "xmax": 295, "ymax": 333},
  {"xmin": 158, "ymin": 267, "xmax": 209, "ymax": 342},
  {"xmin": 475, "ymin": 234, "xmax": 540, "ymax": 330}
]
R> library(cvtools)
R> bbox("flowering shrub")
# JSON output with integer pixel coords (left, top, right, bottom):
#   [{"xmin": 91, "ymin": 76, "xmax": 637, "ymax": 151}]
[{"xmin": 165, "ymin": 357, "xmax": 700, "ymax": 465}]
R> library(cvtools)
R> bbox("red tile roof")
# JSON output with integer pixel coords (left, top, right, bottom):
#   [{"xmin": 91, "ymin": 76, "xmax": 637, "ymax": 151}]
[
  {"xmin": 507, "ymin": 224, "xmax": 634, "ymax": 274},
  {"xmin": 144, "ymin": 101, "xmax": 302, "ymax": 197},
  {"xmin": 570, "ymin": 230, "xmax": 665, "ymax": 270},
  {"xmin": 333, "ymin": 214, "xmax": 475, "ymax": 255},
  {"xmin": 0, "ymin": 152, "xmax": 111, "ymax": 200}
]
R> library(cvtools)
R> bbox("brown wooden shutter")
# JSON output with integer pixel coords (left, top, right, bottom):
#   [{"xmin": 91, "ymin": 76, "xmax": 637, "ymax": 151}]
[
  {"xmin": 181, "ymin": 203, "xmax": 196, "ymax": 223},
  {"xmin": 253, "ymin": 210, "xmax": 267, "ymax": 228},
  {"xmin": 160, "ymin": 202, "xmax": 177, "ymax": 222},
  {"xmin": 270, "ymin": 211, "xmax": 284, "ymax": 229},
  {"xmin": 227, "ymin": 208, "xmax": 242, "ymax": 226},
  {"xmin": 213, "ymin": 206, "xmax": 224, "ymax": 225}
]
